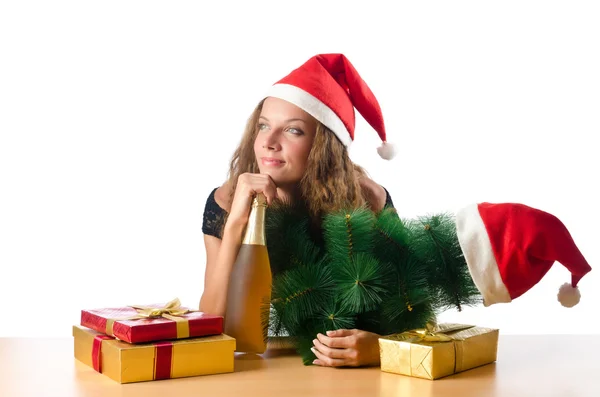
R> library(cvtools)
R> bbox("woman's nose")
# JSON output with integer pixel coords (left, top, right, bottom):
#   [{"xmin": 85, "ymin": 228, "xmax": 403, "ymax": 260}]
[{"xmin": 263, "ymin": 131, "xmax": 282, "ymax": 151}]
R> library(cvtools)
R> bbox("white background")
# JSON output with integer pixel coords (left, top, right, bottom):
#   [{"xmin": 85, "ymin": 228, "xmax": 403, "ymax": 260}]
[{"xmin": 1, "ymin": 1, "xmax": 598, "ymax": 337}]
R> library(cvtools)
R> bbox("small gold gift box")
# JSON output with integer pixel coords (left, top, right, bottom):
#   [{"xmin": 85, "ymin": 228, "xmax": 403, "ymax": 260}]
[{"xmin": 379, "ymin": 323, "xmax": 499, "ymax": 380}]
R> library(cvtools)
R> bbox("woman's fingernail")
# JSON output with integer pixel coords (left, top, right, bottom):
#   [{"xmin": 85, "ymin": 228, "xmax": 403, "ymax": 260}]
[
  {"xmin": 312, "ymin": 339, "xmax": 318, "ymax": 345},
  {"xmin": 310, "ymin": 347, "xmax": 316, "ymax": 353}
]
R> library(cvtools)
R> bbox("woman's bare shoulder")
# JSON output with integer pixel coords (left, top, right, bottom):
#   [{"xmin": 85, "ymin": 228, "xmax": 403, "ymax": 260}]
[
  {"xmin": 214, "ymin": 182, "xmax": 233, "ymax": 213},
  {"xmin": 358, "ymin": 176, "xmax": 387, "ymax": 212}
]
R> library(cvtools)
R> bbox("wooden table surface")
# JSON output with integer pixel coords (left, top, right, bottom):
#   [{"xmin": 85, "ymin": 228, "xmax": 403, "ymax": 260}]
[{"xmin": 0, "ymin": 335, "xmax": 598, "ymax": 397}]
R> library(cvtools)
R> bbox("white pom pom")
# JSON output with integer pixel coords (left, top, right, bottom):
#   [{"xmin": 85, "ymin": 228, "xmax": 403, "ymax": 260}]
[
  {"xmin": 377, "ymin": 141, "xmax": 396, "ymax": 160},
  {"xmin": 557, "ymin": 282, "xmax": 581, "ymax": 308}
]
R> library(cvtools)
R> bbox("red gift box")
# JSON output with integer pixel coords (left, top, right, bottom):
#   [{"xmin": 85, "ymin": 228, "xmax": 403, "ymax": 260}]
[{"xmin": 80, "ymin": 298, "xmax": 223, "ymax": 344}]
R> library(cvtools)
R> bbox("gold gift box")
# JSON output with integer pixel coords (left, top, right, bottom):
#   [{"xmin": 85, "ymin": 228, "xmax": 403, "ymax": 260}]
[
  {"xmin": 73, "ymin": 325, "xmax": 235, "ymax": 383},
  {"xmin": 379, "ymin": 323, "xmax": 499, "ymax": 380}
]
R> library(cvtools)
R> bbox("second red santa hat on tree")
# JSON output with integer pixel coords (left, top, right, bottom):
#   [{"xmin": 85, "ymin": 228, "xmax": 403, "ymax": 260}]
[{"xmin": 456, "ymin": 202, "xmax": 592, "ymax": 308}]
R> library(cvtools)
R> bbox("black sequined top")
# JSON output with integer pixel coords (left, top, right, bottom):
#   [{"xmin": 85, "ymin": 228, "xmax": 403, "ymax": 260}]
[{"xmin": 202, "ymin": 187, "xmax": 395, "ymax": 239}]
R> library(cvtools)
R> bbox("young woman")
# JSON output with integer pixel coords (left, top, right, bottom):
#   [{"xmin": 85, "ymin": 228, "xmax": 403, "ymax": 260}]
[{"xmin": 200, "ymin": 53, "xmax": 396, "ymax": 367}]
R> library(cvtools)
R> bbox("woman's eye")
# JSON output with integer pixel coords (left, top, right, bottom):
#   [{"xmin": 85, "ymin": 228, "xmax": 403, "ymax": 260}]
[
  {"xmin": 288, "ymin": 127, "xmax": 303, "ymax": 135},
  {"xmin": 258, "ymin": 123, "xmax": 268, "ymax": 131}
]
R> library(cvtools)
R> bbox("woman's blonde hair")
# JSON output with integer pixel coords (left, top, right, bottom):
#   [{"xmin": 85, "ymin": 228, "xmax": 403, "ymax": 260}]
[{"xmin": 226, "ymin": 99, "xmax": 368, "ymax": 221}]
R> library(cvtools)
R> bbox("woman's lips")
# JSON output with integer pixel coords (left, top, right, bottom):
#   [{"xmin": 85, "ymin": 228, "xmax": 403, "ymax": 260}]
[{"xmin": 261, "ymin": 157, "xmax": 286, "ymax": 166}]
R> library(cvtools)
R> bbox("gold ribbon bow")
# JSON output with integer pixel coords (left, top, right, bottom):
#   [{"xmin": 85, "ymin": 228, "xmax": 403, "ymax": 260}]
[
  {"xmin": 389, "ymin": 322, "xmax": 475, "ymax": 343},
  {"xmin": 130, "ymin": 298, "xmax": 190, "ymax": 318},
  {"xmin": 106, "ymin": 298, "xmax": 195, "ymax": 339}
]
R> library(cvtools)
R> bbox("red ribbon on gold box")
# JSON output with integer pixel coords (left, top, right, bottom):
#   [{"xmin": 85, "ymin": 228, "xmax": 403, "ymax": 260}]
[{"xmin": 73, "ymin": 325, "xmax": 235, "ymax": 383}]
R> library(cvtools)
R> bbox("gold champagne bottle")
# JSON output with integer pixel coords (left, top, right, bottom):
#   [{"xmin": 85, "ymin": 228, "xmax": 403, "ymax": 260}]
[{"xmin": 224, "ymin": 193, "xmax": 272, "ymax": 354}]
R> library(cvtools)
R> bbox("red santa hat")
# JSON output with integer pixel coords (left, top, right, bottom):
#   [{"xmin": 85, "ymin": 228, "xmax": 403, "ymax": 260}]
[
  {"xmin": 456, "ymin": 202, "xmax": 592, "ymax": 308},
  {"xmin": 264, "ymin": 53, "xmax": 396, "ymax": 160}
]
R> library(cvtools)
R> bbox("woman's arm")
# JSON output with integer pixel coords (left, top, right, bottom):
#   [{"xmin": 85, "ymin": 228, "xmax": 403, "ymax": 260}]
[
  {"xmin": 358, "ymin": 176, "xmax": 388, "ymax": 212},
  {"xmin": 199, "ymin": 217, "xmax": 247, "ymax": 316},
  {"xmin": 199, "ymin": 174, "xmax": 278, "ymax": 316}
]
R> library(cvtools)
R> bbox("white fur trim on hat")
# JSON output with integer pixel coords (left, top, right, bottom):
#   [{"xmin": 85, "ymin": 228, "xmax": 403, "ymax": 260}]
[
  {"xmin": 265, "ymin": 83, "xmax": 352, "ymax": 146},
  {"xmin": 455, "ymin": 203, "xmax": 512, "ymax": 306}
]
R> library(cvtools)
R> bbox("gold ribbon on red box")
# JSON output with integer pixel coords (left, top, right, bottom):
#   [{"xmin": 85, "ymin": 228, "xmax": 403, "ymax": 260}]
[
  {"xmin": 81, "ymin": 297, "xmax": 224, "ymax": 344},
  {"xmin": 105, "ymin": 298, "xmax": 193, "ymax": 339}
]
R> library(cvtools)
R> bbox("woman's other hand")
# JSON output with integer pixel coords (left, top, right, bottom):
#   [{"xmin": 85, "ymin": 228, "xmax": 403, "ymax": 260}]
[{"xmin": 311, "ymin": 329, "xmax": 381, "ymax": 368}]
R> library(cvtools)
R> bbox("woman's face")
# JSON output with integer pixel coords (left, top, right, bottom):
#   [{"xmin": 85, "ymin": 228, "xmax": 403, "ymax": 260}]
[{"xmin": 254, "ymin": 97, "xmax": 317, "ymax": 187}]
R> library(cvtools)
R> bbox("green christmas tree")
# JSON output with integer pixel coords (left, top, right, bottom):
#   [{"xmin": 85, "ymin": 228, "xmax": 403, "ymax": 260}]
[{"xmin": 264, "ymin": 200, "xmax": 481, "ymax": 365}]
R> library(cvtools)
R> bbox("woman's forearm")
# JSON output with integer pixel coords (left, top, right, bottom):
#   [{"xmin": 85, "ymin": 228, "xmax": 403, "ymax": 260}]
[{"xmin": 199, "ymin": 219, "xmax": 246, "ymax": 316}]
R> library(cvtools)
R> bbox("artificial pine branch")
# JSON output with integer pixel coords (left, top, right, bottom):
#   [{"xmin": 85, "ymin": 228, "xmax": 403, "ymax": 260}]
[
  {"xmin": 296, "ymin": 299, "xmax": 357, "ymax": 365},
  {"xmin": 265, "ymin": 200, "xmax": 318, "ymax": 276},
  {"xmin": 379, "ymin": 298, "xmax": 437, "ymax": 336},
  {"xmin": 372, "ymin": 208, "xmax": 426, "ymax": 315},
  {"xmin": 378, "ymin": 254, "xmax": 433, "ymax": 326},
  {"xmin": 313, "ymin": 298, "xmax": 357, "ymax": 332},
  {"xmin": 329, "ymin": 252, "xmax": 394, "ymax": 313},
  {"xmin": 322, "ymin": 206, "xmax": 376, "ymax": 261},
  {"xmin": 374, "ymin": 207, "xmax": 411, "ymax": 248},
  {"xmin": 374, "ymin": 259, "xmax": 435, "ymax": 336},
  {"xmin": 270, "ymin": 258, "xmax": 336, "ymax": 336},
  {"xmin": 264, "ymin": 201, "xmax": 482, "ymax": 366},
  {"xmin": 407, "ymin": 213, "xmax": 481, "ymax": 312}
]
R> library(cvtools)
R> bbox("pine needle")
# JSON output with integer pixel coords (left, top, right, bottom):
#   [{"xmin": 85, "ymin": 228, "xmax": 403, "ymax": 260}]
[
  {"xmin": 293, "ymin": 299, "xmax": 357, "ymax": 365},
  {"xmin": 407, "ymin": 213, "xmax": 481, "ymax": 312},
  {"xmin": 322, "ymin": 206, "xmax": 376, "ymax": 262},
  {"xmin": 270, "ymin": 258, "xmax": 335, "ymax": 335},
  {"xmin": 329, "ymin": 252, "xmax": 393, "ymax": 313}
]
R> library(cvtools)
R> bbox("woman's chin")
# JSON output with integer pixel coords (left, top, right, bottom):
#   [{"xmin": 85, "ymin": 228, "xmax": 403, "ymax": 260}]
[
  {"xmin": 259, "ymin": 169, "xmax": 280, "ymax": 179},
  {"xmin": 259, "ymin": 170, "xmax": 298, "ymax": 187}
]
